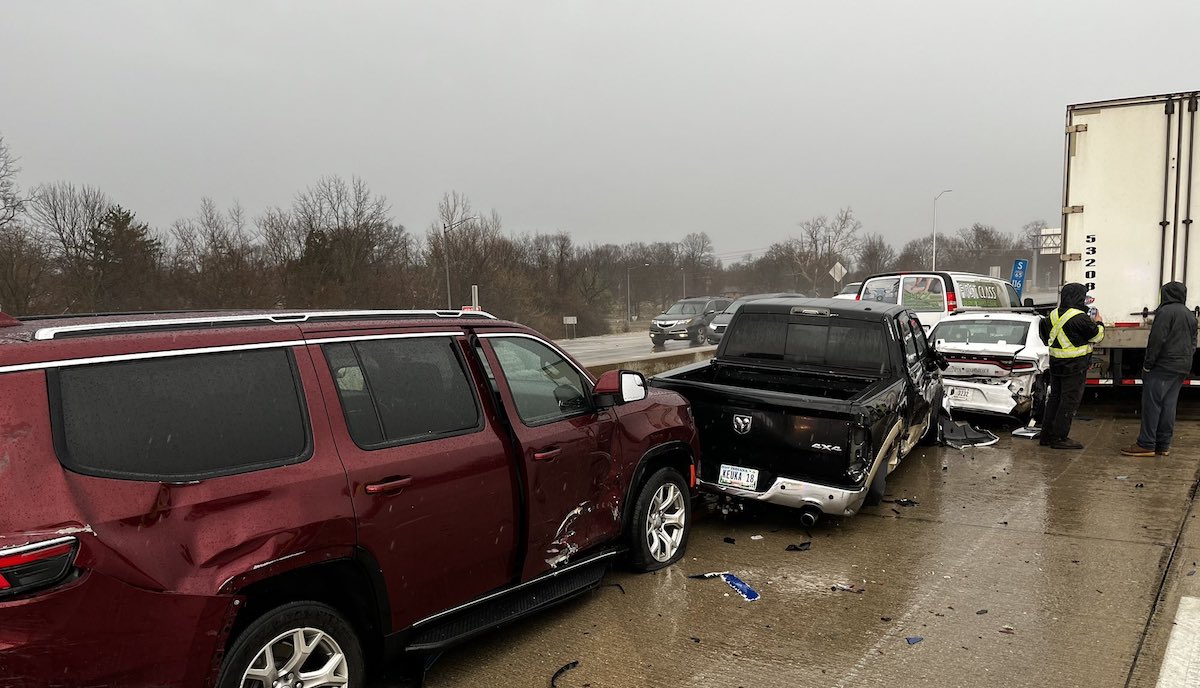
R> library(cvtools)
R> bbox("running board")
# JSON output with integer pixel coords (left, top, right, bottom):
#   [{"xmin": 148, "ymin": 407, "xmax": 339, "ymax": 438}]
[{"xmin": 406, "ymin": 554, "xmax": 612, "ymax": 652}]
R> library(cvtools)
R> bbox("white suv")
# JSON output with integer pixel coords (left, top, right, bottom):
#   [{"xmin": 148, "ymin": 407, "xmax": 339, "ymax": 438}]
[{"xmin": 857, "ymin": 271, "xmax": 1022, "ymax": 331}]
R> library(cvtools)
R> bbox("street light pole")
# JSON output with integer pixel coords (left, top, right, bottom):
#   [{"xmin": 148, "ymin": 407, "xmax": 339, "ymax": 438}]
[
  {"xmin": 932, "ymin": 189, "xmax": 953, "ymax": 271},
  {"xmin": 442, "ymin": 217, "xmax": 478, "ymax": 310},
  {"xmin": 627, "ymin": 263, "xmax": 650, "ymax": 322},
  {"xmin": 681, "ymin": 267, "xmax": 686, "ymax": 298}
]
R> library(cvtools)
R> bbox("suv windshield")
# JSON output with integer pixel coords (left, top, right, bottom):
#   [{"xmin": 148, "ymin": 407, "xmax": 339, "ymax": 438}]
[
  {"xmin": 932, "ymin": 320, "xmax": 1029, "ymax": 345},
  {"xmin": 723, "ymin": 313, "xmax": 889, "ymax": 373},
  {"xmin": 664, "ymin": 301, "xmax": 704, "ymax": 316}
]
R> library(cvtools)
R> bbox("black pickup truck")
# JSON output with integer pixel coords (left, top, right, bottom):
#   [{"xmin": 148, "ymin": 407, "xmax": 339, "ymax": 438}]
[{"xmin": 651, "ymin": 298, "xmax": 944, "ymax": 525}]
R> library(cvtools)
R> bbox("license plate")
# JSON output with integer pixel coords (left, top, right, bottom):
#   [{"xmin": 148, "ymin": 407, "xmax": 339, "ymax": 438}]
[
  {"xmin": 950, "ymin": 387, "xmax": 973, "ymax": 400},
  {"xmin": 718, "ymin": 464, "xmax": 759, "ymax": 490}
]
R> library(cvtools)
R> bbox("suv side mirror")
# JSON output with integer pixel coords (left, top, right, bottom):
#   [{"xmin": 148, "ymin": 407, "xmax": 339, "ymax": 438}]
[{"xmin": 594, "ymin": 370, "xmax": 649, "ymax": 406}]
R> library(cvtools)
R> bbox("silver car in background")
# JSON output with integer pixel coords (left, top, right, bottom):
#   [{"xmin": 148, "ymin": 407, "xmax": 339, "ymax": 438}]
[{"xmin": 705, "ymin": 292, "xmax": 806, "ymax": 344}]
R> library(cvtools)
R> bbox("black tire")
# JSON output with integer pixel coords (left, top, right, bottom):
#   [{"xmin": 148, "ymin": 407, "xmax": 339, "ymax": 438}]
[
  {"xmin": 628, "ymin": 467, "xmax": 691, "ymax": 571},
  {"xmin": 689, "ymin": 327, "xmax": 704, "ymax": 346},
  {"xmin": 218, "ymin": 601, "xmax": 365, "ymax": 688},
  {"xmin": 919, "ymin": 388, "xmax": 944, "ymax": 446},
  {"xmin": 651, "ymin": 336, "xmax": 666, "ymax": 348}
]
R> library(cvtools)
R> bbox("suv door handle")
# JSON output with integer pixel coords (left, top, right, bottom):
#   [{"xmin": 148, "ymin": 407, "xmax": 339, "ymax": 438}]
[
  {"xmin": 365, "ymin": 476, "xmax": 414, "ymax": 494},
  {"xmin": 533, "ymin": 447, "xmax": 562, "ymax": 461}
]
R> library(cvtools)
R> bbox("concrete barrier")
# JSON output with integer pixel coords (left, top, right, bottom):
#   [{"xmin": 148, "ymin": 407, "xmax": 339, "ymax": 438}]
[{"xmin": 585, "ymin": 348, "xmax": 715, "ymax": 376}]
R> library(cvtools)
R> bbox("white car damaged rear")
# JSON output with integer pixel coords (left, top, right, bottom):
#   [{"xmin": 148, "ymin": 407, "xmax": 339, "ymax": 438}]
[{"xmin": 931, "ymin": 313, "xmax": 1048, "ymax": 420}]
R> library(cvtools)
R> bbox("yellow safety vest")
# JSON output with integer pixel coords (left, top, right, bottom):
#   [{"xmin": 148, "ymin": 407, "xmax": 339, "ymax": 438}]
[{"xmin": 1047, "ymin": 308, "xmax": 1104, "ymax": 359}]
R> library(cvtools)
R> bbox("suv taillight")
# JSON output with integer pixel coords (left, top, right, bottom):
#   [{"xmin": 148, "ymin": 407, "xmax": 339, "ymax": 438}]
[
  {"xmin": 0, "ymin": 536, "xmax": 78, "ymax": 597},
  {"xmin": 946, "ymin": 290, "xmax": 958, "ymax": 312}
]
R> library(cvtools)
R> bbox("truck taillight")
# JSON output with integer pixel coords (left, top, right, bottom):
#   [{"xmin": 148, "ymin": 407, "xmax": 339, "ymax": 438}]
[{"xmin": 0, "ymin": 537, "xmax": 78, "ymax": 598}]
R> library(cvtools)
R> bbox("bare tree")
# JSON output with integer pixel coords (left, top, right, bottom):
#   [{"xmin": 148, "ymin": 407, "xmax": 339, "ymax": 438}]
[
  {"xmin": 679, "ymin": 232, "xmax": 718, "ymax": 296},
  {"xmin": 793, "ymin": 207, "xmax": 862, "ymax": 295},
  {"xmin": 0, "ymin": 135, "xmax": 26, "ymax": 231},
  {"xmin": 0, "ymin": 223, "xmax": 52, "ymax": 314},
  {"xmin": 855, "ymin": 233, "xmax": 897, "ymax": 278},
  {"xmin": 171, "ymin": 198, "xmax": 277, "ymax": 308}
]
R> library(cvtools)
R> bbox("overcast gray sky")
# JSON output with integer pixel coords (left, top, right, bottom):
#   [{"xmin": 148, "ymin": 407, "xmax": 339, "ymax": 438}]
[{"xmin": 2, "ymin": 0, "xmax": 1198, "ymax": 259}]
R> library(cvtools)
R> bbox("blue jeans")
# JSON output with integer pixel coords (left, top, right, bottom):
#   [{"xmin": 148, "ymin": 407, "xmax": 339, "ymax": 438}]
[{"xmin": 1137, "ymin": 369, "xmax": 1187, "ymax": 451}]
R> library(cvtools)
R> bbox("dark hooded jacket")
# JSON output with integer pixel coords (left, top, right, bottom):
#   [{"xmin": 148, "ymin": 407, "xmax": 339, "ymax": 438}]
[
  {"xmin": 1145, "ymin": 282, "xmax": 1197, "ymax": 375},
  {"xmin": 1039, "ymin": 282, "xmax": 1102, "ymax": 374}
]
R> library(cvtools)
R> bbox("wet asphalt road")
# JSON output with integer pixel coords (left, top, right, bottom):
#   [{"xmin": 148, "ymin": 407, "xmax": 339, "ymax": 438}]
[
  {"xmin": 556, "ymin": 331, "xmax": 716, "ymax": 368},
  {"xmin": 384, "ymin": 394, "xmax": 1200, "ymax": 687}
]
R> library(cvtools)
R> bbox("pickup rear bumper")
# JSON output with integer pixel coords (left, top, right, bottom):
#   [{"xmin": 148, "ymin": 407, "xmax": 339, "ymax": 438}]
[{"xmin": 699, "ymin": 476, "xmax": 870, "ymax": 517}]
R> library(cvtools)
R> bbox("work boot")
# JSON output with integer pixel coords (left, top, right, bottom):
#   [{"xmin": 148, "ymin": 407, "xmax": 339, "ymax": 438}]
[
  {"xmin": 1120, "ymin": 444, "xmax": 1155, "ymax": 457},
  {"xmin": 1039, "ymin": 436, "xmax": 1055, "ymax": 447},
  {"xmin": 1052, "ymin": 438, "xmax": 1084, "ymax": 450}
]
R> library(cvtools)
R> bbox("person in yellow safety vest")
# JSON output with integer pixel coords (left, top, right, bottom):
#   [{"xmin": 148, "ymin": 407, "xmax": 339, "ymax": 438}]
[{"xmin": 1038, "ymin": 282, "xmax": 1104, "ymax": 449}]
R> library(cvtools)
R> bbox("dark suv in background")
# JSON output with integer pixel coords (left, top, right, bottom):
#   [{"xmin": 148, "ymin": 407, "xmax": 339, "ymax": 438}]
[
  {"xmin": 0, "ymin": 309, "xmax": 700, "ymax": 687},
  {"xmin": 649, "ymin": 296, "xmax": 732, "ymax": 348},
  {"xmin": 704, "ymin": 292, "xmax": 806, "ymax": 344}
]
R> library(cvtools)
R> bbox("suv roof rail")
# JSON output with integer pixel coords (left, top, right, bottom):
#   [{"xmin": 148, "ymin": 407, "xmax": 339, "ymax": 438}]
[{"xmin": 32, "ymin": 309, "xmax": 498, "ymax": 341}]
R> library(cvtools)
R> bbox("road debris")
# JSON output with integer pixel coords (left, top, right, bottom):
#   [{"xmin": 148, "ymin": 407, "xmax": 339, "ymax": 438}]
[
  {"xmin": 906, "ymin": 636, "xmax": 923, "ymax": 645},
  {"xmin": 750, "ymin": 535, "xmax": 764, "ymax": 541},
  {"xmin": 895, "ymin": 498, "xmax": 919, "ymax": 507},
  {"xmin": 832, "ymin": 583, "xmax": 866, "ymax": 594},
  {"xmin": 1116, "ymin": 475, "xmax": 1129, "ymax": 481},
  {"xmin": 976, "ymin": 609, "xmax": 988, "ymax": 615},
  {"xmin": 786, "ymin": 542, "xmax": 812, "ymax": 552},
  {"xmin": 999, "ymin": 626, "xmax": 1016, "ymax": 635},
  {"xmin": 723, "ymin": 536, "xmax": 736, "ymax": 545},
  {"xmin": 881, "ymin": 616, "xmax": 892, "ymax": 622},
  {"xmin": 690, "ymin": 571, "xmax": 760, "ymax": 601},
  {"xmin": 941, "ymin": 418, "xmax": 999, "ymax": 448},
  {"xmin": 550, "ymin": 660, "xmax": 579, "ymax": 687}
]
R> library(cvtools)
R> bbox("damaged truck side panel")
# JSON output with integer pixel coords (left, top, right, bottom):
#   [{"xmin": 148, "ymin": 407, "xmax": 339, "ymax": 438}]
[{"xmin": 652, "ymin": 298, "xmax": 944, "ymax": 521}]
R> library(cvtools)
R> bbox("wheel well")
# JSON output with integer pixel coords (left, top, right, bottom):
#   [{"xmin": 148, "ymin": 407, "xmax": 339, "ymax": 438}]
[
  {"xmin": 622, "ymin": 442, "xmax": 694, "ymax": 533},
  {"xmin": 227, "ymin": 559, "xmax": 386, "ymax": 669}
]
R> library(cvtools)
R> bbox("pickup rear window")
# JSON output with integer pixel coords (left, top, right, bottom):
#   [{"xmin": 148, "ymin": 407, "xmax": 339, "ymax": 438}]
[{"xmin": 723, "ymin": 313, "xmax": 889, "ymax": 373}]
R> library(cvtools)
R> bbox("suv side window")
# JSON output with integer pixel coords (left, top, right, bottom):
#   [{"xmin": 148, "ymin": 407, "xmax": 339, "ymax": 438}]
[
  {"xmin": 325, "ymin": 337, "xmax": 481, "ymax": 448},
  {"xmin": 489, "ymin": 337, "xmax": 591, "ymax": 426},
  {"xmin": 52, "ymin": 349, "xmax": 310, "ymax": 481}
]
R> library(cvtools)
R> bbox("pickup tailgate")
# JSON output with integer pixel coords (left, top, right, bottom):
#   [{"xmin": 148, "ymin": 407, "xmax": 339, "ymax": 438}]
[{"xmin": 654, "ymin": 371, "xmax": 872, "ymax": 490}]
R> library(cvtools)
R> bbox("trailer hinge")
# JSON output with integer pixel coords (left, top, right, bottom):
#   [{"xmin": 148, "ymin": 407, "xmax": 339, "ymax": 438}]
[
  {"xmin": 1066, "ymin": 124, "xmax": 1088, "ymax": 133},
  {"xmin": 1060, "ymin": 253, "xmax": 1082, "ymax": 262},
  {"xmin": 1062, "ymin": 205, "xmax": 1084, "ymax": 214}
]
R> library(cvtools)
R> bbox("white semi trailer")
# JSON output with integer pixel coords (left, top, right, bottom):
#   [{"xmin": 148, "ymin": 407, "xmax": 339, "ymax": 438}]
[{"xmin": 1060, "ymin": 90, "xmax": 1199, "ymax": 386}]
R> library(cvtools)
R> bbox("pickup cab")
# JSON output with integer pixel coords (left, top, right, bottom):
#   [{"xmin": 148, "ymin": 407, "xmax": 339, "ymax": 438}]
[{"xmin": 651, "ymin": 298, "xmax": 943, "ymax": 525}]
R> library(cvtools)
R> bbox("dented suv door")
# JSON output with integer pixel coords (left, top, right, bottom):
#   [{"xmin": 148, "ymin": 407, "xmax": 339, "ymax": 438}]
[{"xmin": 478, "ymin": 333, "xmax": 620, "ymax": 581}]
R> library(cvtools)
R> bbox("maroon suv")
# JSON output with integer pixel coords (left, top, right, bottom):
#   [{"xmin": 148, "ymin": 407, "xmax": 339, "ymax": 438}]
[{"xmin": 0, "ymin": 309, "xmax": 699, "ymax": 687}]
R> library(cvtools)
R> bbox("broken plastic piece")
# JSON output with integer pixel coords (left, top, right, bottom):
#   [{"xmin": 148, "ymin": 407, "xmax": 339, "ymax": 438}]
[
  {"xmin": 550, "ymin": 660, "xmax": 579, "ymax": 687},
  {"xmin": 832, "ymin": 583, "xmax": 865, "ymax": 594},
  {"xmin": 940, "ymin": 417, "xmax": 999, "ymax": 448},
  {"xmin": 1012, "ymin": 426, "xmax": 1042, "ymax": 439},
  {"xmin": 906, "ymin": 636, "xmax": 923, "ymax": 645},
  {"xmin": 720, "ymin": 573, "xmax": 760, "ymax": 601},
  {"xmin": 1115, "ymin": 475, "xmax": 1129, "ymax": 481},
  {"xmin": 723, "ymin": 536, "xmax": 736, "ymax": 545},
  {"xmin": 786, "ymin": 542, "xmax": 812, "ymax": 552},
  {"xmin": 688, "ymin": 571, "xmax": 730, "ymax": 580},
  {"xmin": 895, "ymin": 498, "xmax": 919, "ymax": 507},
  {"xmin": 750, "ymin": 535, "xmax": 764, "ymax": 541}
]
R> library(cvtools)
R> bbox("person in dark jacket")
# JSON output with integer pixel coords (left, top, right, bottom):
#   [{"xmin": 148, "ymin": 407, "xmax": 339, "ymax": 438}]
[
  {"xmin": 1121, "ymin": 282, "xmax": 1197, "ymax": 457},
  {"xmin": 1039, "ymin": 283, "xmax": 1104, "ymax": 449}
]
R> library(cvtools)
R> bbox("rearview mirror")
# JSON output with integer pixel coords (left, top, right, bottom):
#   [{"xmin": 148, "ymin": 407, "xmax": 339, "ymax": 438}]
[{"xmin": 594, "ymin": 369, "xmax": 649, "ymax": 405}]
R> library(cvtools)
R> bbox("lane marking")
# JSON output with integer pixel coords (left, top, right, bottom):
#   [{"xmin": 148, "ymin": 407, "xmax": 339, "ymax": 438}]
[{"xmin": 1156, "ymin": 596, "xmax": 1200, "ymax": 687}]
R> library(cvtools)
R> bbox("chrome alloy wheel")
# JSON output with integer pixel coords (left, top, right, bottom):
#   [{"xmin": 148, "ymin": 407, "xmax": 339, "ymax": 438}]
[
  {"xmin": 645, "ymin": 482, "xmax": 686, "ymax": 562},
  {"xmin": 241, "ymin": 627, "xmax": 349, "ymax": 688}
]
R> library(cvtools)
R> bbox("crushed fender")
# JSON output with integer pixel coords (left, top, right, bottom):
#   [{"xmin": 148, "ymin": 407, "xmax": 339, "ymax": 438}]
[
  {"xmin": 550, "ymin": 660, "xmax": 579, "ymax": 687},
  {"xmin": 940, "ymin": 417, "xmax": 999, "ymax": 448}
]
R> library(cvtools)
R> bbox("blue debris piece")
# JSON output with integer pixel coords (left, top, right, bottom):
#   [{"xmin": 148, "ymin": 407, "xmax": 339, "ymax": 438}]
[
  {"xmin": 720, "ymin": 573, "xmax": 761, "ymax": 601},
  {"xmin": 906, "ymin": 636, "xmax": 924, "ymax": 645}
]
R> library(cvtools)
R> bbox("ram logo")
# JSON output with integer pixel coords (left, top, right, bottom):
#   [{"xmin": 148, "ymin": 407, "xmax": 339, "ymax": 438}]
[
  {"xmin": 732, "ymin": 414, "xmax": 753, "ymax": 434},
  {"xmin": 811, "ymin": 443, "xmax": 842, "ymax": 453}
]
